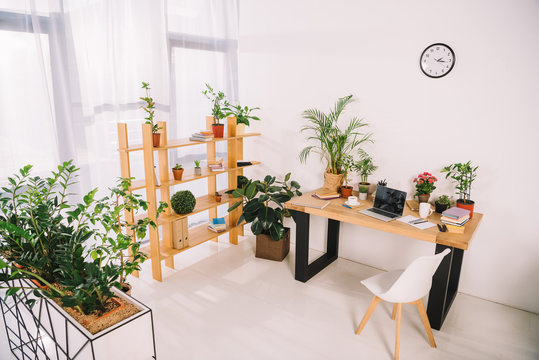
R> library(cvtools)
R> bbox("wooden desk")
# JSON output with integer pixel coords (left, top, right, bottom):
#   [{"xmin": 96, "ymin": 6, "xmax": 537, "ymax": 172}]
[{"xmin": 285, "ymin": 190, "xmax": 483, "ymax": 330}]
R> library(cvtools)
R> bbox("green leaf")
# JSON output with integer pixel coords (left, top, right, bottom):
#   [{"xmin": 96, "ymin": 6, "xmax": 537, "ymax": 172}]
[
  {"xmin": 284, "ymin": 173, "xmax": 291, "ymax": 182},
  {"xmin": 258, "ymin": 194, "xmax": 269, "ymax": 203},
  {"xmin": 257, "ymin": 207, "xmax": 275, "ymax": 230},
  {"xmin": 245, "ymin": 182, "xmax": 257, "ymax": 200},
  {"xmin": 232, "ymin": 188, "xmax": 244, "ymax": 198},
  {"xmin": 227, "ymin": 201, "xmax": 242, "ymax": 212},
  {"xmin": 263, "ymin": 175, "xmax": 272, "ymax": 183},
  {"xmin": 269, "ymin": 223, "xmax": 285, "ymax": 241},
  {"xmin": 0, "ymin": 259, "xmax": 7, "ymax": 269},
  {"xmin": 290, "ymin": 181, "xmax": 300, "ymax": 189},
  {"xmin": 6, "ymin": 288, "xmax": 21, "ymax": 296}
]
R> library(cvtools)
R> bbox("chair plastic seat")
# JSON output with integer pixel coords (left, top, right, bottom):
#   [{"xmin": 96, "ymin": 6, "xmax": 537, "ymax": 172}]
[{"xmin": 361, "ymin": 270, "xmax": 404, "ymax": 299}]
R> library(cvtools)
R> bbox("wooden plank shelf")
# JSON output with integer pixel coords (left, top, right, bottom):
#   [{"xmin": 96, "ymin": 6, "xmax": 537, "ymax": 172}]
[
  {"xmin": 129, "ymin": 162, "xmax": 261, "ymax": 191},
  {"xmin": 118, "ymin": 133, "xmax": 261, "ymax": 153},
  {"xmin": 140, "ymin": 218, "xmax": 236, "ymax": 260}
]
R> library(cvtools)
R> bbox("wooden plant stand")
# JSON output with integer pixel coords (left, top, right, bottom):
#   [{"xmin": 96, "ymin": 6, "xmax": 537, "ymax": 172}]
[{"xmin": 117, "ymin": 117, "xmax": 260, "ymax": 281}]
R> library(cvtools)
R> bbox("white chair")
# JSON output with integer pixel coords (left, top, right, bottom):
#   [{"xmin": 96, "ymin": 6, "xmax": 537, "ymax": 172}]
[{"xmin": 355, "ymin": 249, "xmax": 451, "ymax": 360}]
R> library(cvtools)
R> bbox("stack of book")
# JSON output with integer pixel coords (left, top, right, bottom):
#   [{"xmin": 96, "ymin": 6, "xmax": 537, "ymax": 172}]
[
  {"xmin": 440, "ymin": 207, "xmax": 470, "ymax": 233},
  {"xmin": 312, "ymin": 190, "xmax": 340, "ymax": 200},
  {"xmin": 208, "ymin": 159, "xmax": 224, "ymax": 171},
  {"xmin": 189, "ymin": 131, "xmax": 214, "ymax": 142},
  {"xmin": 208, "ymin": 217, "xmax": 226, "ymax": 233}
]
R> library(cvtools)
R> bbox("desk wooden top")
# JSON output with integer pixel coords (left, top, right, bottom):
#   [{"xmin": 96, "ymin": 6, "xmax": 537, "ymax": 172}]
[{"xmin": 285, "ymin": 190, "xmax": 483, "ymax": 250}]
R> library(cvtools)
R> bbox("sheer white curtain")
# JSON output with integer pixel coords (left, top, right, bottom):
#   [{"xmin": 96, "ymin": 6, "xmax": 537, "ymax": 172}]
[{"xmin": 0, "ymin": 0, "xmax": 239, "ymax": 197}]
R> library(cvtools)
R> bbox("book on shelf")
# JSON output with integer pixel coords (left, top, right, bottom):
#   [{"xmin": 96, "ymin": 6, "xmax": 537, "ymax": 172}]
[
  {"xmin": 190, "ymin": 136, "xmax": 213, "ymax": 142},
  {"xmin": 208, "ymin": 164, "xmax": 225, "ymax": 171},
  {"xmin": 208, "ymin": 217, "xmax": 226, "ymax": 233},
  {"xmin": 290, "ymin": 193, "xmax": 331, "ymax": 209},
  {"xmin": 237, "ymin": 161, "xmax": 253, "ymax": 167},
  {"xmin": 442, "ymin": 207, "xmax": 470, "ymax": 220},
  {"xmin": 445, "ymin": 223, "xmax": 465, "ymax": 234},
  {"xmin": 440, "ymin": 214, "xmax": 469, "ymax": 223},
  {"xmin": 190, "ymin": 131, "xmax": 214, "ymax": 142},
  {"xmin": 312, "ymin": 190, "xmax": 340, "ymax": 200}
]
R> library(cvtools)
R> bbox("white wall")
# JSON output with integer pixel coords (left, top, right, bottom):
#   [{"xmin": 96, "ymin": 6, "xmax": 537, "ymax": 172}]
[{"xmin": 237, "ymin": 0, "xmax": 539, "ymax": 313}]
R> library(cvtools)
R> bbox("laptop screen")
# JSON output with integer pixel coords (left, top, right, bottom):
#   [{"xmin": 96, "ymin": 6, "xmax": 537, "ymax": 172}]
[{"xmin": 373, "ymin": 186, "xmax": 407, "ymax": 216}]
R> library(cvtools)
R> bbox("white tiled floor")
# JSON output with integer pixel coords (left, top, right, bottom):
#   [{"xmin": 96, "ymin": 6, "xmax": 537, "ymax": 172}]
[{"xmin": 1, "ymin": 235, "xmax": 538, "ymax": 359}]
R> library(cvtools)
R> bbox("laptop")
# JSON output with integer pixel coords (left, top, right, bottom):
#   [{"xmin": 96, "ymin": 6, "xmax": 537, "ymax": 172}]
[{"xmin": 359, "ymin": 186, "xmax": 407, "ymax": 222}]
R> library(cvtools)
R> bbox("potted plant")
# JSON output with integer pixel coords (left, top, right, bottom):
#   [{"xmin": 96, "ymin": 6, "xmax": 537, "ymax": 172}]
[
  {"xmin": 172, "ymin": 163, "xmax": 184, "ymax": 180},
  {"xmin": 441, "ymin": 161, "xmax": 478, "ymax": 218},
  {"xmin": 338, "ymin": 154, "xmax": 354, "ymax": 198},
  {"xmin": 227, "ymin": 103, "xmax": 260, "ymax": 135},
  {"xmin": 140, "ymin": 81, "xmax": 161, "ymax": 147},
  {"xmin": 377, "ymin": 179, "xmax": 387, "ymax": 187},
  {"xmin": 413, "ymin": 172, "xmax": 438, "ymax": 203},
  {"xmin": 202, "ymin": 83, "xmax": 228, "ymax": 138},
  {"xmin": 194, "ymin": 160, "xmax": 202, "ymax": 175},
  {"xmin": 435, "ymin": 195, "xmax": 451, "ymax": 214},
  {"xmin": 359, "ymin": 185, "xmax": 368, "ymax": 200},
  {"xmin": 299, "ymin": 95, "xmax": 373, "ymax": 192},
  {"xmin": 215, "ymin": 191, "xmax": 222, "ymax": 203},
  {"xmin": 227, "ymin": 173, "xmax": 301, "ymax": 261},
  {"xmin": 354, "ymin": 151, "xmax": 378, "ymax": 194},
  {"xmin": 171, "ymin": 190, "xmax": 196, "ymax": 215}
]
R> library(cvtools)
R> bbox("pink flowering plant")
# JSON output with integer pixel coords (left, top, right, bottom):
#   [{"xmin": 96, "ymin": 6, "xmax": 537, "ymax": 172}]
[{"xmin": 413, "ymin": 172, "xmax": 437, "ymax": 196}]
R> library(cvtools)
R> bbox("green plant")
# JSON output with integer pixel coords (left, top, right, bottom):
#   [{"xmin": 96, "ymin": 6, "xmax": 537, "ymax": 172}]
[
  {"xmin": 194, "ymin": 160, "xmax": 201, "ymax": 168},
  {"xmin": 202, "ymin": 83, "xmax": 229, "ymax": 124},
  {"xmin": 171, "ymin": 190, "xmax": 196, "ymax": 214},
  {"xmin": 140, "ymin": 82, "xmax": 161, "ymax": 134},
  {"xmin": 436, "ymin": 195, "xmax": 451, "ymax": 205},
  {"xmin": 173, "ymin": 164, "xmax": 183, "ymax": 170},
  {"xmin": 337, "ymin": 154, "xmax": 355, "ymax": 187},
  {"xmin": 227, "ymin": 173, "xmax": 301, "ymax": 241},
  {"xmin": 359, "ymin": 186, "xmax": 368, "ymax": 193},
  {"xmin": 413, "ymin": 172, "xmax": 437, "ymax": 196},
  {"xmin": 441, "ymin": 161, "xmax": 478, "ymax": 203},
  {"xmin": 228, "ymin": 104, "xmax": 260, "ymax": 126},
  {"xmin": 299, "ymin": 95, "xmax": 372, "ymax": 175},
  {"xmin": 354, "ymin": 152, "xmax": 378, "ymax": 183}
]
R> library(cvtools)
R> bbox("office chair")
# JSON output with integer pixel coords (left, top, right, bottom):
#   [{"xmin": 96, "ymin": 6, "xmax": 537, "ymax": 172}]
[{"xmin": 355, "ymin": 249, "xmax": 451, "ymax": 360}]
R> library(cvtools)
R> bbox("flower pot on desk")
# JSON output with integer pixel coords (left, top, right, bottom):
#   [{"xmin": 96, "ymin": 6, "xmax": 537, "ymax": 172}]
[{"xmin": 457, "ymin": 199, "xmax": 475, "ymax": 218}]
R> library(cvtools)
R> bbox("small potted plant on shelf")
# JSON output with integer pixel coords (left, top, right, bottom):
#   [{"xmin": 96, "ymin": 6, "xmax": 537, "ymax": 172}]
[
  {"xmin": 354, "ymin": 151, "xmax": 378, "ymax": 195},
  {"xmin": 171, "ymin": 190, "xmax": 196, "ymax": 215},
  {"xmin": 227, "ymin": 103, "xmax": 260, "ymax": 135},
  {"xmin": 359, "ymin": 185, "xmax": 368, "ymax": 200},
  {"xmin": 441, "ymin": 161, "xmax": 478, "ymax": 218},
  {"xmin": 215, "ymin": 191, "xmax": 222, "ymax": 203},
  {"xmin": 299, "ymin": 95, "xmax": 373, "ymax": 192},
  {"xmin": 172, "ymin": 163, "xmax": 184, "ymax": 181},
  {"xmin": 140, "ymin": 81, "xmax": 161, "ymax": 147},
  {"xmin": 227, "ymin": 173, "xmax": 301, "ymax": 261},
  {"xmin": 194, "ymin": 160, "xmax": 202, "ymax": 175},
  {"xmin": 202, "ymin": 83, "xmax": 228, "ymax": 138},
  {"xmin": 413, "ymin": 172, "xmax": 437, "ymax": 203},
  {"xmin": 435, "ymin": 195, "xmax": 451, "ymax": 214},
  {"xmin": 338, "ymin": 154, "xmax": 354, "ymax": 198}
]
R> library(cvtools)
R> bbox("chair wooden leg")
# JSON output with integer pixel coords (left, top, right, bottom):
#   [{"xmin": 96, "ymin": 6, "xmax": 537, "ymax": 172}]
[
  {"xmin": 392, "ymin": 303, "xmax": 397, "ymax": 320},
  {"xmin": 356, "ymin": 296, "xmax": 381, "ymax": 335},
  {"xmin": 415, "ymin": 299, "xmax": 436, "ymax": 348},
  {"xmin": 395, "ymin": 303, "xmax": 402, "ymax": 360}
]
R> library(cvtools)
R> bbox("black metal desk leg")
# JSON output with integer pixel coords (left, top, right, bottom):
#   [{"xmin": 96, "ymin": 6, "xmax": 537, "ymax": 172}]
[
  {"xmin": 293, "ymin": 210, "xmax": 340, "ymax": 283},
  {"xmin": 427, "ymin": 244, "xmax": 464, "ymax": 330}
]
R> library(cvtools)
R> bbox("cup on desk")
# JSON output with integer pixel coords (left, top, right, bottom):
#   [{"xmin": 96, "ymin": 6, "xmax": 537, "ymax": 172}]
[
  {"xmin": 419, "ymin": 203, "xmax": 434, "ymax": 218},
  {"xmin": 347, "ymin": 196, "xmax": 359, "ymax": 206}
]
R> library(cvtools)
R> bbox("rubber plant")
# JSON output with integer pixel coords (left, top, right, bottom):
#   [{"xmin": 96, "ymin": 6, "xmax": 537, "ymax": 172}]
[{"xmin": 227, "ymin": 173, "xmax": 301, "ymax": 241}]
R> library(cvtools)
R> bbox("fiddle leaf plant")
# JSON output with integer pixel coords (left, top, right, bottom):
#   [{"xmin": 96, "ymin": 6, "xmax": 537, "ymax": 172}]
[
  {"xmin": 227, "ymin": 173, "xmax": 301, "ymax": 241},
  {"xmin": 140, "ymin": 81, "xmax": 161, "ymax": 134},
  {"xmin": 202, "ymin": 83, "xmax": 229, "ymax": 124},
  {"xmin": 441, "ymin": 161, "xmax": 478, "ymax": 203},
  {"xmin": 228, "ymin": 104, "xmax": 261, "ymax": 126}
]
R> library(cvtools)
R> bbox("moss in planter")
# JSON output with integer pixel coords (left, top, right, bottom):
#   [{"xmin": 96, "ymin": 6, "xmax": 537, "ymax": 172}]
[{"xmin": 171, "ymin": 190, "xmax": 196, "ymax": 214}]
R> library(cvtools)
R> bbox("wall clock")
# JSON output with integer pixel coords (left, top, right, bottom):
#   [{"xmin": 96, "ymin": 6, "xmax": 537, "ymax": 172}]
[{"xmin": 420, "ymin": 43, "xmax": 455, "ymax": 78}]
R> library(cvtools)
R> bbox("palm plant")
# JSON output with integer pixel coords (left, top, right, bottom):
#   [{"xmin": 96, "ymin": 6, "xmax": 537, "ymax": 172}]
[
  {"xmin": 299, "ymin": 95, "xmax": 372, "ymax": 174},
  {"xmin": 354, "ymin": 151, "xmax": 378, "ymax": 183}
]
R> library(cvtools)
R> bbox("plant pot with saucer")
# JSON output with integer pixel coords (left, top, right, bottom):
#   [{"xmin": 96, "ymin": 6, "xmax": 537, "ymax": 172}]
[{"xmin": 442, "ymin": 161, "xmax": 478, "ymax": 219}]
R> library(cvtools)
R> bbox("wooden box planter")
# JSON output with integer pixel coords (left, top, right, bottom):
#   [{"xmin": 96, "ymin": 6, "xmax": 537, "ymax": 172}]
[
  {"xmin": 0, "ymin": 270, "xmax": 157, "ymax": 360},
  {"xmin": 255, "ymin": 228, "xmax": 290, "ymax": 261}
]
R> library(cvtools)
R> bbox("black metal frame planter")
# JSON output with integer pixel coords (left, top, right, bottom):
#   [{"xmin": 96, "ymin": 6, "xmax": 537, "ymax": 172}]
[{"xmin": 1, "ymin": 269, "xmax": 157, "ymax": 360}]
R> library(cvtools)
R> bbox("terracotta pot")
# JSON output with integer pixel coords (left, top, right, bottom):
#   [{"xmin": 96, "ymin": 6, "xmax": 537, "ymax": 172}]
[
  {"xmin": 82, "ymin": 297, "xmax": 125, "ymax": 326},
  {"xmin": 255, "ymin": 228, "xmax": 290, "ymax": 261},
  {"xmin": 457, "ymin": 199, "xmax": 475, "ymax": 219},
  {"xmin": 435, "ymin": 201, "xmax": 450, "ymax": 214},
  {"xmin": 215, "ymin": 195, "xmax": 222, "ymax": 203},
  {"xmin": 340, "ymin": 185, "xmax": 353, "ymax": 198},
  {"xmin": 152, "ymin": 133, "xmax": 161, "ymax": 147},
  {"xmin": 323, "ymin": 172, "xmax": 344, "ymax": 192},
  {"xmin": 418, "ymin": 194, "xmax": 430, "ymax": 203},
  {"xmin": 212, "ymin": 123, "xmax": 224, "ymax": 138},
  {"xmin": 236, "ymin": 123, "xmax": 245, "ymax": 136},
  {"xmin": 172, "ymin": 168, "xmax": 184, "ymax": 181},
  {"xmin": 194, "ymin": 167, "xmax": 202, "ymax": 176}
]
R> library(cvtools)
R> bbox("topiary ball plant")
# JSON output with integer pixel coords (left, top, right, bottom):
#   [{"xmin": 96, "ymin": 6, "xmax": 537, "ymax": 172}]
[{"xmin": 171, "ymin": 190, "xmax": 196, "ymax": 214}]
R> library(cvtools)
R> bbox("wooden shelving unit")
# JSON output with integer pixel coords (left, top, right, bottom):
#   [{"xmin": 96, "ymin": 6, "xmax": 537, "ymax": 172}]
[{"xmin": 117, "ymin": 117, "xmax": 260, "ymax": 281}]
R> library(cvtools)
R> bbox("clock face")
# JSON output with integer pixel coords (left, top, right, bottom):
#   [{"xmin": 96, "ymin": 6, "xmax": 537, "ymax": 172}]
[{"xmin": 420, "ymin": 43, "xmax": 455, "ymax": 78}]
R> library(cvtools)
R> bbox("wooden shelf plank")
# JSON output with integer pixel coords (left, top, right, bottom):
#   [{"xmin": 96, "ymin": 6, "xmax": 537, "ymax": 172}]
[
  {"xmin": 128, "ymin": 161, "xmax": 260, "ymax": 191},
  {"xmin": 140, "ymin": 219, "xmax": 235, "ymax": 260},
  {"xmin": 118, "ymin": 133, "xmax": 261, "ymax": 153}
]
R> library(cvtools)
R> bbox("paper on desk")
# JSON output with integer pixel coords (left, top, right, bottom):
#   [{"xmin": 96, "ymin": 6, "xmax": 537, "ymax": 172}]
[{"xmin": 398, "ymin": 215, "xmax": 436, "ymax": 230}]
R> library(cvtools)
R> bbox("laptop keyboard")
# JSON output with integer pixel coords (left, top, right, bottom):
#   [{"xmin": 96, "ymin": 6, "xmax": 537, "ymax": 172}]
[{"xmin": 369, "ymin": 208, "xmax": 398, "ymax": 218}]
